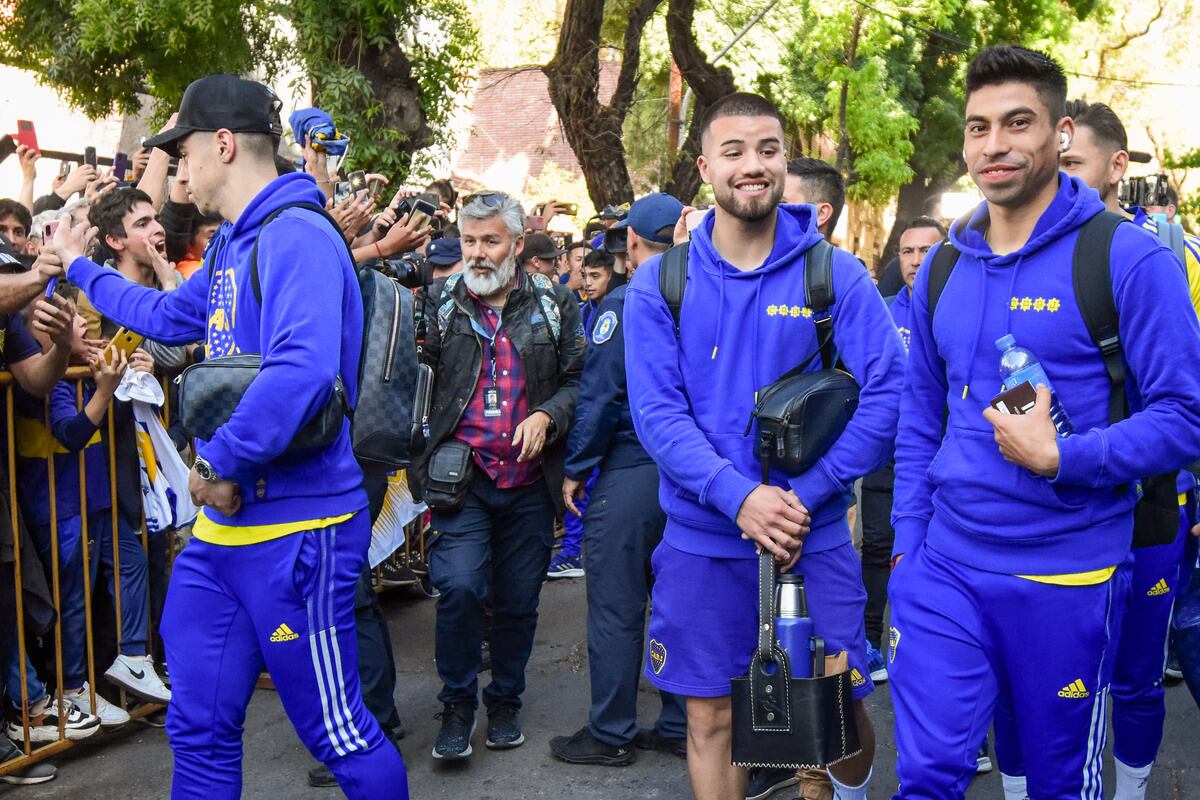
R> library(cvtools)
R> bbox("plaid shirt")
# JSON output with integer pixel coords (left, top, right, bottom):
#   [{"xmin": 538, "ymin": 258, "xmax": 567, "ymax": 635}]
[{"xmin": 455, "ymin": 296, "xmax": 542, "ymax": 489}]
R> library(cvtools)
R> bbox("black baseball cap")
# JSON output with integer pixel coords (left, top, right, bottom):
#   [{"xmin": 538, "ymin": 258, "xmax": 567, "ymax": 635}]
[
  {"xmin": 143, "ymin": 75, "xmax": 284, "ymax": 158},
  {"xmin": 518, "ymin": 233, "xmax": 565, "ymax": 263}
]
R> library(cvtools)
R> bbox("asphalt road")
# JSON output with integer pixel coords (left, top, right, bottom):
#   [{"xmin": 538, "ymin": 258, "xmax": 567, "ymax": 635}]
[{"xmin": 11, "ymin": 574, "xmax": 1199, "ymax": 799}]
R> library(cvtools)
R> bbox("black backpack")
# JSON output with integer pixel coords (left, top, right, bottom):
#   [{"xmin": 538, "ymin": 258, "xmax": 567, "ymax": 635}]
[
  {"xmin": 252, "ymin": 202, "xmax": 431, "ymax": 472},
  {"xmin": 926, "ymin": 210, "xmax": 1178, "ymax": 548}
]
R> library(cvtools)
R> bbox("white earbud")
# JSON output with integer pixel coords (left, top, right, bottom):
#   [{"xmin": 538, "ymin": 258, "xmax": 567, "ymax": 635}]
[{"xmin": 1060, "ymin": 132, "xmax": 1071, "ymax": 152}]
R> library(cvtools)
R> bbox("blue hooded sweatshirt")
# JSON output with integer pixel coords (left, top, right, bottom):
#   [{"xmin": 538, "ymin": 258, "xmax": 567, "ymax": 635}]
[
  {"xmin": 889, "ymin": 286, "xmax": 913, "ymax": 352},
  {"xmin": 68, "ymin": 172, "xmax": 367, "ymax": 531},
  {"xmin": 625, "ymin": 204, "xmax": 905, "ymax": 559},
  {"xmin": 892, "ymin": 174, "xmax": 1200, "ymax": 575}
]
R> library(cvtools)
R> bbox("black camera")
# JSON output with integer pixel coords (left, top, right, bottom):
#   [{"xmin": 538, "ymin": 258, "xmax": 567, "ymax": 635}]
[
  {"xmin": 1119, "ymin": 173, "xmax": 1172, "ymax": 209},
  {"xmin": 374, "ymin": 251, "xmax": 434, "ymax": 289}
]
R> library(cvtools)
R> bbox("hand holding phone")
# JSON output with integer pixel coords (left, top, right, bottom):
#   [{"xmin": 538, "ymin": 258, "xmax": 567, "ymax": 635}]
[
  {"xmin": 84, "ymin": 146, "xmax": 97, "ymax": 168},
  {"xmin": 14, "ymin": 120, "xmax": 38, "ymax": 154},
  {"xmin": 107, "ymin": 327, "xmax": 145, "ymax": 363}
]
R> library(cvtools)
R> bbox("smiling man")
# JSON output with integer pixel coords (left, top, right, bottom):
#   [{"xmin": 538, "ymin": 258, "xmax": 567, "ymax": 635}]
[
  {"xmin": 887, "ymin": 46, "xmax": 1200, "ymax": 799},
  {"xmin": 624, "ymin": 92, "xmax": 904, "ymax": 800}
]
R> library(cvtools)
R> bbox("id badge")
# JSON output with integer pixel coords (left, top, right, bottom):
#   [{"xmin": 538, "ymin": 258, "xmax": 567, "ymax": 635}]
[{"xmin": 483, "ymin": 386, "xmax": 502, "ymax": 418}]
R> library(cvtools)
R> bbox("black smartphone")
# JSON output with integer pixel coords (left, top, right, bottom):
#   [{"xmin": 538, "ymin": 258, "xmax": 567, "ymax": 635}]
[
  {"xmin": 58, "ymin": 160, "xmax": 72, "ymax": 179},
  {"xmin": 0, "ymin": 135, "xmax": 15, "ymax": 164},
  {"xmin": 333, "ymin": 181, "xmax": 352, "ymax": 204},
  {"xmin": 112, "ymin": 151, "xmax": 129, "ymax": 181},
  {"xmin": 84, "ymin": 146, "xmax": 97, "ymax": 168}
]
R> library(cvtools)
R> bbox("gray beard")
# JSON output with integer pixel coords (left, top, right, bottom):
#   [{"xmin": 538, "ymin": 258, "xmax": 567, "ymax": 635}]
[{"xmin": 463, "ymin": 251, "xmax": 518, "ymax": 298}]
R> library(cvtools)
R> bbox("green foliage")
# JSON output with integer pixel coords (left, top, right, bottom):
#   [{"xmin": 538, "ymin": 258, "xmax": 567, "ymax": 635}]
[{"xmin": 0, "ymin": 0, "xmax": 478, "ymax": 179}]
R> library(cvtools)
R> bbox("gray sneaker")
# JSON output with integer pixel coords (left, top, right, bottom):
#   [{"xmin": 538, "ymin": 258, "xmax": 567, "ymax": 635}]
[{"xmin": 0, "ymin": 737, "xmax": 55, "ymax": 784}]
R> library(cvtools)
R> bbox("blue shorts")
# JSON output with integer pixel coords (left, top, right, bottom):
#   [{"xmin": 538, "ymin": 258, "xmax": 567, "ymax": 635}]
[{"xmin": 644, "ymin": 538, "xmax": 872, "ymax": 700}]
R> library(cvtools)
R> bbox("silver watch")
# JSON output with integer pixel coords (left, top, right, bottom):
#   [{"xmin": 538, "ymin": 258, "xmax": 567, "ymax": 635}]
[{"xmin": 193, "ymin": 457, "xmax": 220, "ymax": 483}]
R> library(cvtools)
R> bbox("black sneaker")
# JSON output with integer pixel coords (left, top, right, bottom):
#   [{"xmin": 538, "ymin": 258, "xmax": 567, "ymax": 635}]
[
  {"xmin": 634, "ymin": 727, "xmax": 687, "ymax": 758},
  {"xmin": 379, "ymin": 555, "xmax": 418, "ymax": 588},
  {"xmin": 485, "ymin": 704, "xmax": 524, "ymax": 750},
  {"xmin": 550, "ymin": 727, "xmax": 636, "ymax": 766},
  {"xmin": 432, "ymin": 703, "xmax": 476, "ymax": 761},
  {"xmin": 0, "ymin": 737, "xmax": 55, "ymax": 785},
  {"xmin": 746, "ymin": 767, "xmax": 799, "ymax": 800}
]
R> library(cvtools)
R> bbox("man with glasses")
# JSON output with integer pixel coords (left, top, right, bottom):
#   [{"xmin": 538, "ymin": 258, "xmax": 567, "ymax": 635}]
[{"xmin": 413, "ymin": 191, "xmax": 583, "ymax": 762}]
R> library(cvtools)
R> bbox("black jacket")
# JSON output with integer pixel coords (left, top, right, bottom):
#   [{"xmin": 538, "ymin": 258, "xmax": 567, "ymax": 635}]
[{"xmin": 412, "ymin": 270, "xmax": 584, "ymax": 513}]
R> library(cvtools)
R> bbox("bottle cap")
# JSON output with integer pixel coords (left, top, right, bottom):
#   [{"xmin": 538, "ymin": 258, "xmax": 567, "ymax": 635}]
[{"xmin": 995, "ymin": 333, "xmax": 1016, "ymax": 351}]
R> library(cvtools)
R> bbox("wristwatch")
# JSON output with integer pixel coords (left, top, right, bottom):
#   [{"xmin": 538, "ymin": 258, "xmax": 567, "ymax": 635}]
[{"xmin": 193, "ymin": 456, "xmax": 220, "ymax": 483}]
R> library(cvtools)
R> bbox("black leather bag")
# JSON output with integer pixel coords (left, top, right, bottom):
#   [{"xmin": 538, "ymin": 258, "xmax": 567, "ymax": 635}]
[
  {"xmin": 423, "ymin": 440, "xmax": 475, "ymax": 512},
  {"xmin": 731, "ymin": 551, "xmax": 861, "ymax": 769},
  {"xmin": 746, "ymin": 240, "xmax": 860, "ymax": 476},
  {"xmin": 176, "ymin": 354, "xmax": 347, "ymax": 452}
]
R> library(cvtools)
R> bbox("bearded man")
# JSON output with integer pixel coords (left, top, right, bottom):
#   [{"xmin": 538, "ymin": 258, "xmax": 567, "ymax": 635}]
[{"xmin": 412, "ymin": 191, "xmax": 584, "ymax": 763}]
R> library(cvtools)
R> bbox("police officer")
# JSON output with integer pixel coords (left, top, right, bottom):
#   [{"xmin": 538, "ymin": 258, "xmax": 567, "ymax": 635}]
[{"xmin": 549, "ymin": 193, "xmax": 688, "ymax": 766}]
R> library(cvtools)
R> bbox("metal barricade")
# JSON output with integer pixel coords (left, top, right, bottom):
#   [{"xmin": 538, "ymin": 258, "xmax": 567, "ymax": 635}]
[{"xmin": 0, "ymin": 367, "xmax": 177, "ymax": 774}]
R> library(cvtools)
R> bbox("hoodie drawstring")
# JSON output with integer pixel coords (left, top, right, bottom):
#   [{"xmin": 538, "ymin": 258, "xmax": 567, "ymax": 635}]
[
  {"xmin": 712, "ymin": 271, "xmax": 725, "ymax": 360},
  {"xmin": 961, "ymin": 260, "xmax": 1021, "ymax": 401}
]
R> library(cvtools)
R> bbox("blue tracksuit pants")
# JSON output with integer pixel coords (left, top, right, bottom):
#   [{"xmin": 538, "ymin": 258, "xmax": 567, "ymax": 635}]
[
  {"xmin": 995, "ymin": 509, "xmax": 1190, "ymax": 775},
  {"xmin": 888, "ymin": 541, "xmax": 1129, "ymax": 799},
  {"xmin": 161, "ymin": 511, "xmax": 407, "ymax": 800}
]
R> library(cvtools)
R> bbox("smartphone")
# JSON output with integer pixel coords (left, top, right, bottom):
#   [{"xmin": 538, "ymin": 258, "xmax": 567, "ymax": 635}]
[
  {"xmin": 84, "ymin": 146, "xmax": 97, "ymax": 168},
  {"xmin": 333, "ymin": 181, "xmax": 352, "ymax": 204},
  {"xmin": 560, "ymin": 202, "xmax": 579, "ymax": 216},
  {"xmin": 41, "ymin": 220, "xmax": 61, "ymax": 297},
  {"xmin": 367, "ymin": 177, "xmax": 385, "ymax": 198},
  {"xmin": 14, "ymin": 120, "xmax": 38, "ymax": 153},
  {"xmin": 408, "ymin": 199, "xmax": 441, "ymax": 230},
  {"xmin": 108, "ymin": 327, "xmax": 145, "ymax": 363},
  {"xmin": 0, "ymin": 135, "xmax": 15, "ymax": 164},
  {"xmin": 348, "ymin": 170, "xmax": 367, "ymax": 192},
  {"xmin": 112, "ymin": 151, "xmax": 129, "ymax": 181},
  {"xmin": 58, "ymin": 160, "xmax": 72, "ymax": 179},
  {"xmin": 417, "ymin": 192, "xmax": 441, "ymax": 209}
]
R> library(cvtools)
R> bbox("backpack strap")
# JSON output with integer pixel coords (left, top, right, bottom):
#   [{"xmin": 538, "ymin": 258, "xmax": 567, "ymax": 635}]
[
  {"xmin": 250, "ymin": 201, "xmax": 353, "ymax": 306},
  {"xmin": 1157, "ymin": 217, "xmax": 1187, "ymax": 267},
  {"xmin": 926, "ymin": 240, "xmax": 961, "ymax": 321},
  {"xmin": 803, "ymin": 239, "xmax": 836, "ymax": 369},
  {"xmin": 658, "ymin": 243, "xmax": 690, "ymax": 338},
  {"xmin": 1071, "ymin": 210, "xmax": 1128, "ymax": 425}
]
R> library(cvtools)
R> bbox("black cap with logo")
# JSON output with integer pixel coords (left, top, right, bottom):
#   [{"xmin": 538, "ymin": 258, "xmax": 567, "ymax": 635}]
[{"xmin": 143, "ymin": 75, "xmax": 284, "ymax": 158}]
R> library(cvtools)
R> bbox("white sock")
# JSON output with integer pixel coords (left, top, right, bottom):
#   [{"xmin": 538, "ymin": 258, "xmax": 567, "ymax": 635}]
[
  {"xmin": 1114, "ymin": 758, "xmax": 1152, "ymax": 800},
  {"xmin": 828, "ymin": 767, "xmax": 872, "ymax": 800},
  {"xmin": 1001, "ymin": 772, "xmax": 1028, "ymax": 800}
]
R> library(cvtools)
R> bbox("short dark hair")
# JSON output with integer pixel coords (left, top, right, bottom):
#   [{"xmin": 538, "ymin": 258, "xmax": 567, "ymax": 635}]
[
  {"xmin": 237, "ymin": 132, "xmax": 280, "ymax": 164},
  {"xmin": 565, "ymin": 241, "xmax": 592, "ymax": 254},
  {"xmin": 1164, "ymin": 185, "xmax": 1179, "ymax": 206},
  {"xmin": 965, "ymin": 46, "xmax": 1068, "ymax": 120},
  {"xmin": 786, "ymin": 157, "xmax": 845, "ymax": 233},
  {"xmin": 1064, "ymin": 99, "xmax": 1127, "ymax": 153},
  {"xmin": 902, "ymin": 216, "xmax": 947, "ymax": 238},
  {"xmin": 699, "ymin": 92, "xmax": 786, "ymax": 146},
  {"xmin": 583, "ymin": 248, "xmax": 614, "ymax": 271},
  {"xmin": 89, "ymin": 187, "xmax": 154, "ymax": 241},
  {"xmin": 0, "ymin": 199, "xmax": 32, "ymax": 235}
]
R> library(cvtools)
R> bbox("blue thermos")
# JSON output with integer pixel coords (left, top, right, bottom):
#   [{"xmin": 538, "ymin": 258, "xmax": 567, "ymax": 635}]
[{"xmin": 776, "ymin": 573, "xmax": 814, "ymax": 679}]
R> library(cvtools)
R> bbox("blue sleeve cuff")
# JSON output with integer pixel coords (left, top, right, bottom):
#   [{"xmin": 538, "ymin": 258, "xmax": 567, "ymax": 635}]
[
  {"xmin": 197, "ymin": 439, "xmax": 248, "ymax": 484},
  {"xmin": 1051, "ymin": 429, "xmax": 1107, "ymax": 488},
  {"xmin": 702, "ymin": 463, "xmax": 759, "ymax": 523},
  {"xmin": 787, "ymin": 459, "xmax": 844, "ymax": 514},
  {"xmin": 891, "ymin": 516, "xmax": 928, "ymax": 559}
]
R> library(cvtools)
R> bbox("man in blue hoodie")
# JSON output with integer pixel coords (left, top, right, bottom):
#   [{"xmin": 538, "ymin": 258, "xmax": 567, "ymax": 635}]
[
  {"xmin": 888, "ymin": 47, "xmax": 1200, "ymax": 799},
  {"xmin": 52, "ymin": 75, "xmax": 408, "ymax": 800},
  {"xmin": 625, "ymin": 93, "xmax": 905, "ymax": 800},
  {"xmin": 988, "ymin": 97, "xmax": 1200, "ymax": 800}
]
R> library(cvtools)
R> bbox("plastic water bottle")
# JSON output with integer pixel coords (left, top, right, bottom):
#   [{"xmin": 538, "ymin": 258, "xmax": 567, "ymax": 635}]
[
  {"xmin": 995, "ymin": 334, "xmax": 1075, "ymax": 436},
  {"xmin": 775, "ymin": 574, "xmax": 814, "ymax": 679}
]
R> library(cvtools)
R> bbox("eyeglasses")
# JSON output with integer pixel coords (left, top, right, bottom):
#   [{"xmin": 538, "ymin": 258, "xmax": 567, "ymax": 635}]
[{"xmin": 462, "ymin": 191, "xmax": 510, "ymax": 208}]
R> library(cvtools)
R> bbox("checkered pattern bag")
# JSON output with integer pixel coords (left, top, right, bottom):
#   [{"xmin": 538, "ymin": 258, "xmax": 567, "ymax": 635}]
[{"xmin": 176, "ymin": 353, "xmax": 346, "ymax": 450}]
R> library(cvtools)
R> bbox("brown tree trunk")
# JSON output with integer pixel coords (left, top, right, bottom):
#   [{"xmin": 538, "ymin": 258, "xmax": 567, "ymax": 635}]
[
  {"xmin": 327, "ymin": 32, "xmax": 432, "ymax": 155},
  {"xmin": 544, "ymin": 0, "xmax": 663, "ymax": 208},
  {"xmin": 662, "ymin": 0, "xmax": 736, "ymax": 202}
]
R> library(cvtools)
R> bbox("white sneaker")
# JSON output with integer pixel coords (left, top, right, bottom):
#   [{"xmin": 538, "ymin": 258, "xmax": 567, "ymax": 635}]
[
  {"xmin": 104, "ymin": 654, "xmax": 171, "ymax": 705},
  {"xmin": 61, "ymin": 683, "xmax": 130, "ymax": 727},
  {"xmin": 7, "ymin": 695, "xmax": 101, "ymax": 743}
]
